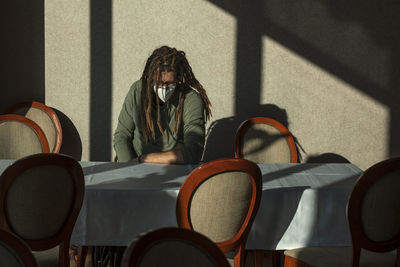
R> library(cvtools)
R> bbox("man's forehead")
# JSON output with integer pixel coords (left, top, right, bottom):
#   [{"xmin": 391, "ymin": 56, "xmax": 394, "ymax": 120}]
[{"xmin": 154, "ymin": 71, "xmax": 174, "ymax": 79}]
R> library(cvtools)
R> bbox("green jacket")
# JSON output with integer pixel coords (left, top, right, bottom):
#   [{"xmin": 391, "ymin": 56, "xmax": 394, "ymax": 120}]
[{"xmin": 113, "ymin": 80, "xmax": 206, "ymax": 163}]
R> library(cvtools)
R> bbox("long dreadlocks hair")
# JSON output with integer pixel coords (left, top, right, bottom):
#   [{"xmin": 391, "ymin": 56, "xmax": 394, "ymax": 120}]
[{"xmin": 140, "ymin": 46, "xmax": 212, "ymax": 142}]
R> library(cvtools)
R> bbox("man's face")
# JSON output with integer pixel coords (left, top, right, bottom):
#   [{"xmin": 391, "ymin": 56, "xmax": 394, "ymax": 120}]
[
  {"xmin": 153, "ymin": 71, "xmax": 177, "ymax": 103},
  {"xmin": 156, "ymin": 71, "xmax": 175, "ymax": 86}
]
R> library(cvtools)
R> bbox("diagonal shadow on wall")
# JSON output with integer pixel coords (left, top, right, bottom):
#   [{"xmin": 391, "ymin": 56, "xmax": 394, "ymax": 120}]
[
  {"xmin": 203, "ymin": 0, "xmax": 305, "ymax": 162},
  {"xmin": 207, "ymin": 0, "xmax": 400, "ymax": 159},
  {"xmin": 206, "ymin": 0, "xmax": 400, "ymax": 251}
]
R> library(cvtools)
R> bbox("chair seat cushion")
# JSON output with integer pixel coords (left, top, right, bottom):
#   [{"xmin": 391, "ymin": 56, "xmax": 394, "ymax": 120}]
[{"xmin": 284, "ymin": 246, "xmax": 397, "ymax": 267}]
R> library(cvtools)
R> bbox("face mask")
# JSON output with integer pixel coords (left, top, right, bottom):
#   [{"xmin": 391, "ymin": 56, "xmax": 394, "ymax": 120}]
[{"xmin": 153, "ymin": 84, "xmax": 176, "ymax": 103}]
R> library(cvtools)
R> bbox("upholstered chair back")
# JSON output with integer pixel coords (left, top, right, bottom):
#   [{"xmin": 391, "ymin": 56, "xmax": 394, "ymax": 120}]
[
  {"xmin": 189, "ymin": 171, "xmax": 252, "ymax": 243},
  {"xmin": 348, "ymin": 157, "xmax": 400, "ymax": 257},
  {"xmin": 6, "ymin": 102, "xmax": 62, "ymax": 153},
  {"xmin": 176, "ymin": 158, "xmax": 262, "ymax": 267},
  {"xmin": 5, "ymin": 165, "xmax": 74, "ymax": 240},
  {"xmin": 0, "ymin": 115, "xmax": 50, "ymax": 159},
  {"xmin": 360, "ymin": 171, "xmax": 400, "ymax": 242},
  {"xmin": 235, "ymin": 117, "xmax": 297, "ymax": 163},
  {"xmin": 0, "ymin": 228, "xmax": 38, "ymax": 267},
  {"xmin": 0, "ymin": 153, "xmax": 84, "ymax": 267},
  {"xmin": 122, "ymin": 228, "xmax": 230, "ymax": 267}
]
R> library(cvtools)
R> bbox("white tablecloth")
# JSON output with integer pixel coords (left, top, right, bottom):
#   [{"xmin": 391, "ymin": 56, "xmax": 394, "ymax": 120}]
[{"xmin": 0, "ymin": 160, "xmax": 363, "ymax": 250}]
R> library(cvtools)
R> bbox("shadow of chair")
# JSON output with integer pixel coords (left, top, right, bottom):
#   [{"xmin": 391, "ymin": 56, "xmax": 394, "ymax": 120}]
[
  {"xmin": 121, "ymin": 227, "xmax": 231, "ymax": 267},
  {"xmin": 0, "ymin": 153, "xmax": 85, "ymax": 267},
  {"xmin": 0, "ymin": 228, "xmax": 38, "ymax": 267},
  {"xmin": 0, "ymin": 114, "xmax": 50, "ymax": 159},
  {"xmin": 235, "ymin": 116, "xmax": 298, "ymax": 267},
  {"xmin": 284, "ymin": 157, "xmax": 400, "ymax": 267},
  {"xmin": 5, "ymin": 101, "xmax": 63, "ymax": 153},
  {"xmin": 176, "ymin": 158, "xmax": 262, "ymax": 267}
]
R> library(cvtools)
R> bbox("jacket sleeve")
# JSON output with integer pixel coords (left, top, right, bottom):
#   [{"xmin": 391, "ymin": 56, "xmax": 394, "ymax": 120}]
[
  {"xmin": 180, "ymin": 91, "xmax": 206, "ymax": 164},
  {"xmin": 113, "ymin": 84, "xmax": 138, "ymax": 162}
]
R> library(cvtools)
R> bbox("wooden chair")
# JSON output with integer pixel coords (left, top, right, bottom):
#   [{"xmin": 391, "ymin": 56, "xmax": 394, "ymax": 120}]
[
  {"xmin": 6, "ymin": 101, "xmax": 63, "ymax": 153},
  {"xmin": 0, "ymin": 114, "xmax": 50, "ymax": 159},
  {"xmin": 0, "ymin": 228, "xmax": 38, "ymax": 267},
  {"xmin": 121, "ymin": 227, "xmax": 231, "ymax": 267},
  {"xmin": 235, "ymin": 117, "xmax": 298, "ymax": 267},
  {"xmin": 0, "ymin": 153, "xmax": 85, "ymax": 267},
  {"xmin": 176, "ymin": 158, "xmax": 262, "ymax": 267},
  {"xmin": 235, "ymin": 117, "xmax": 297, "ymax": 163},
  {"xmin": 284, "ymin": 157, "xmax": 400, "ymax": 267}
]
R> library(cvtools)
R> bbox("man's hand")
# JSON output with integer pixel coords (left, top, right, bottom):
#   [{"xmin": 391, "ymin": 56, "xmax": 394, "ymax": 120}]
[{"xmin": 139, "ymin": 150, "xmax": 184, "ymax": 164}]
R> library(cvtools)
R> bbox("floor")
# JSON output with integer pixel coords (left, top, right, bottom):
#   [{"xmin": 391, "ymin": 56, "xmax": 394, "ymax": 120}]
[
  {"xmin": 69, "ymin": 246, "xmax": 123, "ymax": 267},
  {"xmin": 70, "ymin": 248, "xmax": 284, "ymax": 267}
]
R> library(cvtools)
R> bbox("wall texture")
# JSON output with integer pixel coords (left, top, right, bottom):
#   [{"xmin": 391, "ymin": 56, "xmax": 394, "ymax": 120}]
[{"xmin": 3, "ymin": 0, "xmax": 399, "ymax": 169}]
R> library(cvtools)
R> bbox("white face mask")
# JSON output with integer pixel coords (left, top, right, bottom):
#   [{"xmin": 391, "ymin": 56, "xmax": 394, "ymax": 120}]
[{"xmin": 153, "ymin": 84, "xmax": 176, "ymax": 103}]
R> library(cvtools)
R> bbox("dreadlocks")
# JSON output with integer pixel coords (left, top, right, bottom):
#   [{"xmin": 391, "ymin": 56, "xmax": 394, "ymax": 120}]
[{"xmin": 140, "ymin": 46, "xmax": 212, "ymax": 142}]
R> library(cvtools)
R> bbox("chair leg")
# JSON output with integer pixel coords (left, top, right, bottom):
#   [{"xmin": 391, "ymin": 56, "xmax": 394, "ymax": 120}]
[
  {"xmin": 234, "ymin": 244, "xmax": 246, "ymax": 267},
  {"xmin": 77, "ymin": 246, "xmax": 89, "ymax": 267},
  {"xmin": 59, "ymin": 242, "xmax": 70, "ymax": 267}
]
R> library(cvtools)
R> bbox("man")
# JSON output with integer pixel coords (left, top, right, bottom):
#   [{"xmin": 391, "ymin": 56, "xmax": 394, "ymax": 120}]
[{"xmin": 113, "ymin": 46, "xmax": 212, "ymax": 164}]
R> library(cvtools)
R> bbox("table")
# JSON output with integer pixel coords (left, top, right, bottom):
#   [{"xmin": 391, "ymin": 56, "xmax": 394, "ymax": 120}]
[{"xmin": 0, "ymin": 160, "xmax": 363, "ymax": 250}]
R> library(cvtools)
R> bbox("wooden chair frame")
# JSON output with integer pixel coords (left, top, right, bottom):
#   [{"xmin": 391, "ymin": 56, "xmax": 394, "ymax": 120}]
[
  {"xmin": 0, "ymin": 228, "xmax": 38, "ymax": 267},
  {"xmin": 121, "ymin": 227, "xmax": 231, "ymax": 267},
  {"xmin": 0, "ymin": 114, "xmax": 50, "ymax": 154},
  {"xmin": 285, "ymin": 157, "xmax": 400, "ymax": 267},
  {"xmin": 6, "ymin": 101, "xmax": 62, "ymax": 153},
  {"xmin": 176, "ymin": 158, "xmax": 262, "ymax": 267},
  {"xmin": 234, "ymin": 117, "xmax": 298, "ymax": 163},
  {"xmin": 0, "ymin": 153, "xmax": 85, "ymax": 267}
]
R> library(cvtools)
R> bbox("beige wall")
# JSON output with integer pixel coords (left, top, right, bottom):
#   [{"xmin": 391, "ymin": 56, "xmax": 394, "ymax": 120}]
[{"xmin": 40, "ymin": 0, "xmax": 400, "ymax": 169}]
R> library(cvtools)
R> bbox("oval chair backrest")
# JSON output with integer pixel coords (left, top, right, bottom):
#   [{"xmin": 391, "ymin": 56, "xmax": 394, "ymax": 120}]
[
  {"xmin": 235, "ymin": 117, "xmax": 298, "ymax": 163},
  {"xmin": 189, "ymin": 171, "xmax": 252, "ymax": 243},
  {"xmin": 0, "ymin": 228, "xmax": 38, "ymax": 267},
  {"xmin": 0, "ymin": 153, "xmax": 84, "ymax": 251},
  {"xmin": 6, "ymin": 102, "xmax": 62, "ymax": 153},
  {"xmin": 347, "ymin": 157, "xmax": 400, "ymax": 253},
  {"xmin": 0, "ymin": 114, "xmax": 50, "ymax": 159},
  {"xmin": 122, "ymin": 228, "xmax": 230, "ymax": 267},
  {"xmin": 176, "ymin": 158, "xmax": 262, "ymax": 254}
]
